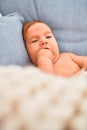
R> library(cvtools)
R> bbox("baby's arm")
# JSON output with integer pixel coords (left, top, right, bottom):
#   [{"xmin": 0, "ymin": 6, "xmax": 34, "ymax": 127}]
[
  {"xmin": 36, "ymin": 49, "xmax": 55, "ymax": 74},
  {"xmin": 37, "ymin": 56, "xmax": 54, "ymax": 74},
  {"xmin": 68, "ymin": 53, "xmax": 87, "ymax": 69}
]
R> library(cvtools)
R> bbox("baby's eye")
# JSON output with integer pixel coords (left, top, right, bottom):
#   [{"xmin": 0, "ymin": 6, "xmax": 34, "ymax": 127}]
[
  {"xmin": 31, "ymin": 39, "xmax": 38, "ymax": 43},
  {"xmin": 46, "ymin": 36, "xmax": 52, "ymax": 39}
]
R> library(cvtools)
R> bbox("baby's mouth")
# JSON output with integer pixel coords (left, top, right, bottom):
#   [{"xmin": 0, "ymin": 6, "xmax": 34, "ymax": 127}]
[
  {"xmin": 45, "ymin": 48, "xmax": 49, "ymax": 49},
  {"xmin": 40, "ymin": 46, "xmax": 50, "ymax": 50},
  {"xmin": 44, "ymin": 47, "xmax": 49, "ymax": 50}
]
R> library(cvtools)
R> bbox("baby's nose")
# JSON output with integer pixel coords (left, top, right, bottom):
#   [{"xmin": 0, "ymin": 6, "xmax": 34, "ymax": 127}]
[
  {"xmin": 40, "ymin": 37, "xmax": 48, "ymax": 45},
  {"xmin": 40, "ymin": 41, "xmax": 48, "ymax": 45}
]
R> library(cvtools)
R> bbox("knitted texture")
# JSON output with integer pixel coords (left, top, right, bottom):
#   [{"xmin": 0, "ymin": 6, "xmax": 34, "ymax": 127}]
[{"xmin": 0, "ymin": 66, "xmax": 87, "ymax": 130}]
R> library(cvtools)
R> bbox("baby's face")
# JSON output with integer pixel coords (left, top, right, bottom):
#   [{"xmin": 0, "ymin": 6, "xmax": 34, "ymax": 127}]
[{"xmin": 25, "ymin": 22, "xmax": 59, "ymax": 64}]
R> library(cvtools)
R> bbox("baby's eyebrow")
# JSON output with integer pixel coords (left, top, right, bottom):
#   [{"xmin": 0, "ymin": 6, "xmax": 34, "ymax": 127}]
[
  {"xmin": 44, "ymin": 31, "xmax": 52, "ymax": 35},
  {"xmin": 28, "ymin": 36, "xmax": 38, "ymax": 42},
  {"xmin": 27, "ymin": 31, "xmax": 52, "ymax": 42}
]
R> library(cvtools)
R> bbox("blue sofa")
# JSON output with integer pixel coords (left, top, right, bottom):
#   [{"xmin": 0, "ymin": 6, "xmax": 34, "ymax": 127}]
[{"xmin": 0, "ymin": 0, "xmax": 87, "ymax": 66}]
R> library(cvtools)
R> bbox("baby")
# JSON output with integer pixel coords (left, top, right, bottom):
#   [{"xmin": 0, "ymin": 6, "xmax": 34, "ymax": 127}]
[{"xmin": 23, "ymin": 20, "xmax": 87, "ymax": 77}]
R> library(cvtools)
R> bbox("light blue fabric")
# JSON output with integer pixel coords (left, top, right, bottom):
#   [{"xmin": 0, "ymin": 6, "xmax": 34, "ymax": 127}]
[
  {"xmin": 0, "ymin": 13, "xmax": 30, "ymax": 66},
  {"xmin": 0, "ymin": 0, "xmax": 87, "ymax": 61}
]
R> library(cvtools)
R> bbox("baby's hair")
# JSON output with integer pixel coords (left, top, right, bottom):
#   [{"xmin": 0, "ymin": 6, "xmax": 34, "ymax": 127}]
[{"xmin": 23, "ymin": 20, "xmax": 44, "ymax": 43}]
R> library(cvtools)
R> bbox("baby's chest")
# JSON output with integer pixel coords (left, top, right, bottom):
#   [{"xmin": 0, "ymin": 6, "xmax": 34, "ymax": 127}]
[{"xmin": 54, "ymin": 55, "xmax": 80, "ymax": 75}]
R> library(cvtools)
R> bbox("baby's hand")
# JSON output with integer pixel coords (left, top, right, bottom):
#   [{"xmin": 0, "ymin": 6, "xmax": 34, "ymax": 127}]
[{"xmin": 37, "ymin": 49, "xmax": 54, "ymax": 63}]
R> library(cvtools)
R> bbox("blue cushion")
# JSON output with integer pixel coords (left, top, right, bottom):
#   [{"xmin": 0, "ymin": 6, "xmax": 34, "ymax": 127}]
[
  {"xmin": 0, "ymin": 13, "xmax": 30, "ymax": 66},
  {"xmin": 0, "ymin": 0, "xmax": 87, "ymax": 56}
]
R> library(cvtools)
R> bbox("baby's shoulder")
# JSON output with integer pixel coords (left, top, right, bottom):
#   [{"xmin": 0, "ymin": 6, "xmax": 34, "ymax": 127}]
[
  {"xmin": 60, "ymin": 52, "xmax": 78, "ymax": 62},
  {"xmin": 60, "ymin": 52, "xmax": 72, "ymax": 57}
]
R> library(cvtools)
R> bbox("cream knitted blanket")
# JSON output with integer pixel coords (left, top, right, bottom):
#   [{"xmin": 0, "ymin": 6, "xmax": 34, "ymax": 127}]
[{"xmin": 0, "ymin": 66, "xmax": 87, "ymax": 130}]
